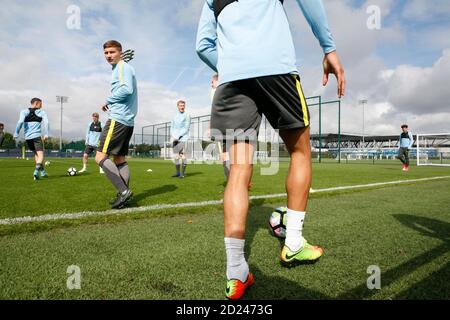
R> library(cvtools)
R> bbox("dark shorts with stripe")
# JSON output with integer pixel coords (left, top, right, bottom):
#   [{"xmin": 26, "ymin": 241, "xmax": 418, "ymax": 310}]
[
  {"xmin": 98, "ymin": 119, "xmax": 134, "ymax": 156},
  {"xmin": 26, "ymin": 137, "xmax": 44, "ymax": 153},
  {"xmin": 84, "ymin": 145, "xmax": 97, "ymax": 155},
  {"xmin": 211, "ymin": 74, "xmax": 310, "ymax": 148}
]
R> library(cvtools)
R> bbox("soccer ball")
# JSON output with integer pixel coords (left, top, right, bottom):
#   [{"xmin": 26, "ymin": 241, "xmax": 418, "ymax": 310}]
[
  {"xmin": 67, "ymin": 167, "xmax": 77, "ymax": 176},
  {"xmin": 269, "ymin": 207, "xmax": 287, "ymax": 238},
  {"xmin": 45, "ymin": 160, "xmax": 50, "ymax": 166}
]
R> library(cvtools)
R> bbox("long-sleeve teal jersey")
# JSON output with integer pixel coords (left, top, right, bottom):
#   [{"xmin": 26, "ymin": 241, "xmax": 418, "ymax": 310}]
[
  {"xmin": 171, "ymin": 112, "xmax": 191, "ymax": 142},
  {"xmin": 196, "ymin": 0, "xmax": 336, "ymax": 85},
  {"xmin": 14, "ymin": 108, "xmax": 49, "ymax": 140},
  {"xmin": 106, "ymin": 60, "xmax": 138, "ymax": 127}
]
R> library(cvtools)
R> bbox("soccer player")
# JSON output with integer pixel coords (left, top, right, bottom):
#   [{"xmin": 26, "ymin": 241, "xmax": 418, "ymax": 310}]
[
  {"xmin": 211, "ymin": 74, "xmax": 230, "ymax": 180},
  {"xmin": 196, "ymin": 0, "xmax": 345, "ymax": 299},
  {"xmin": 13, "ymin": 98, "xmax": 50, "ymax": 180},
  {"xmin": 0, "ymin": 123, "xmax": 4, "ymax": 147},
  {"xmin": 398, "ymin": 124, "xmax": 414, "ymax": 171},
  {"xmin": 95, "ymin": 40, "xmax": 138, "ymax": 209},
  {"xmin": 170, "ymin": 100, "xmax": 191, "ymax": 178},
  {"xmin": 80, "ymin": 113, "xmax": 104, "ymax": 173}
]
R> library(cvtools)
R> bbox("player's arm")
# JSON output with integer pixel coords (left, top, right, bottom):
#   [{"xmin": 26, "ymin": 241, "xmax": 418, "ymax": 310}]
[
  {"xmin": 196, "ymin": 1, "xmax": 218, "ymax": 72},
  {"xmin": 106, "ymin": 63, "xmax": 134, "ymax": 105},
  {"xmin": 179, "ymin": 115, "xmax": 191, "ymax": 139},
  {"xmin": 86, "ymin": 124, "xmax": 91, "ymax": 145},
  {"xmin": 170, "ymin": 119, "xmax": 178, "ymax": 141},
  {"xmin": 408, "ymin": 132, "xmax": 414, "ymax": 149},
  {"xmin": 296, "ymin": 0, "xmax": 336, "ymax": 54},
  {"xmin": 296, "ymin": 0, "xmax": 345, "ymax": 97},
  {"xmin": 13, "ymin": 111, "xmax": 26, "ymax": 139},
  {"xmin": 42, "ymin": 111, "xmax": 49, "ymax": 140}
]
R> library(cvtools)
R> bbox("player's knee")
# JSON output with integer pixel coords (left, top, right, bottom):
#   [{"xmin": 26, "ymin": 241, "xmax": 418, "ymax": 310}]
[
  {"xmin": 226, "ymin": 225, "xmax": 246, "ymax": 238},
  {"xmin": 95, "ymin": 153, "xmax": 106, "ymax": 164}
]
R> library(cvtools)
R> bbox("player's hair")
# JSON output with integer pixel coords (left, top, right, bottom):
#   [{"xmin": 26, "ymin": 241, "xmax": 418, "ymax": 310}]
[
  {"xmin": 401, "ymin": 124, "xmax": 408, "ymax": 129},
  {"xmin": 0, "ymin": 123, "xmax": 4, "ymax": 128},
  {"xmin": 177, "ymin": 100, "xmax": 186, "ymax": 106},
  {"xmin": 92, "ymin": 112, "xmax": 99, "ymax": 117},
  {"xmin": 30, "ymin": 98, "xmax": 42, "ymax": 105},
  {"xmin": 103, "ymin": 40, "xmax": 122, "ymax": 51}
]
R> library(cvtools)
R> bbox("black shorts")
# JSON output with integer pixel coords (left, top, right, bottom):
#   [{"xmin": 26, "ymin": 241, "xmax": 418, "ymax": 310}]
[
  {"xmin": 98, "ymin": 119, "xmax": 134, "ymax": 156},
  {"xmin": 84, "ymin": 145, "xmax": 97, "ymax": 155},
  {"xmin": 26, "ymin": 137, "xmax": 44, "ymax": 153},
  {"xmin": 211, "ymin": 73, "xmax": 310, "ymax": 146}
]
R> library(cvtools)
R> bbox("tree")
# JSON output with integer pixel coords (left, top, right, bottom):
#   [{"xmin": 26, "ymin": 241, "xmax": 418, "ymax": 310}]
[{"xmin": 1, "ymin": 132, "xmax": 16, "ymax": 149}]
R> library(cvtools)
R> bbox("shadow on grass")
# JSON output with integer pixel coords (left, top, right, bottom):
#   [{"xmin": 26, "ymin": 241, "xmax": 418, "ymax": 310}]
[
  {"xmin": 336, "ymin": 214, "xmax": 450, "ymax": 299},
  {"xmin": 242, "ymin": 200, "xmax": 450, "ymax": 299},
  {"xmin": 132, "ymin": 184, "xmax": 178, "ymax": 205},
  {"xmin": 245, "ymin": 265, "xmax": 328, "ymax": 300}
]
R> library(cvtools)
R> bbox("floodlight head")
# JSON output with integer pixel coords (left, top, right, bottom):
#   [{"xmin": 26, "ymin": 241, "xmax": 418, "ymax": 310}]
[{"xmin": 56, "ymin": 96, "xmax": 69, "ymax": 103}]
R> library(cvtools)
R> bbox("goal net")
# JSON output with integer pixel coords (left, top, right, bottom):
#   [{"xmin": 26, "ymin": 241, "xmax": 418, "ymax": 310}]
[{"xmin": 416, "ymin": 133, "xmax": 450, "ymax": 167}]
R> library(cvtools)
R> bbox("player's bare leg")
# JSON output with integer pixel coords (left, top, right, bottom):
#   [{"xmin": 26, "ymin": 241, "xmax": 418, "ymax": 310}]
[
  {"xmin": 223, "ymin": 141, "xmax": 255, "ymax": 299},
  {"xmin": 79, "ymin": 153, "xmax": 89, "ymax": 173},
  {"xmin": 279, "ymin": 126, "xmax": 323, "ymax": 267}
]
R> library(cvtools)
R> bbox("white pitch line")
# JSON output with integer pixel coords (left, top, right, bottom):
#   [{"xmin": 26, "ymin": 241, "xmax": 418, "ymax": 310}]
[{"xmin": 1, "ymin": 175, "xmax": 449, "ymax": 226}]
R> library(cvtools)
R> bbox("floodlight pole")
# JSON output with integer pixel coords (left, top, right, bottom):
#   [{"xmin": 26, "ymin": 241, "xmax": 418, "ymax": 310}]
[
  {"xmin": 359, "ymin": 99, "xmax": 368, "ymax": 150},
  {"xmin": 56, "ymin": 96, "xmax": 69, "ymax": 151}
]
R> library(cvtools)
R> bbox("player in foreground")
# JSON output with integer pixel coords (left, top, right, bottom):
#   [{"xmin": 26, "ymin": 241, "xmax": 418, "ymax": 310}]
[
  {"xmin": 80, "ymin": 112, "xmax": 104, "ymax": 174},
  {"xmin": 13, "ymin": 98, "xmax": 49, "ymax": 180},
  {"xmin": 398, "ymin": 124, "xmax": 414, "ymax": 171},
  {"xmin": 170, "ymin": 100, "xmax": 191, "ymax": 178},
  {"xmin": 95, "ymin": 40, "xmax": 138, "ymax": 209},
  {"xmin": 196, "ymin": 0, "xmax": 345, "ymax": 299}
]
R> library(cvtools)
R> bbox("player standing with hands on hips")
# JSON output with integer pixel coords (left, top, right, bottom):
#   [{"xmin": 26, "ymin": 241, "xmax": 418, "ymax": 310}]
[
  {"xmin": 79, "ymin": 112, "xmax": 104, "ymax": 174},
  {"xmin": 196, "ymin": 0, "xmax": 345, "ymax": 299},
  {"xmin": 398, "ymin": 124, "xmax": 414, "ymax": 171},
  {"xmin": 95, "ymin": 40, "xmax": 138, "ymax": 209},
  {"xmin": 170, "ymin": 100, "xmax": 191, "ymax": 179}
]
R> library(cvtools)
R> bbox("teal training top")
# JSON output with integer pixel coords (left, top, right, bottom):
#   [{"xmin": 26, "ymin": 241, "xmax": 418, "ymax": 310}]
[{"xmin": 196, "ymin": 0, "xmax": 336, "ymax": 85}]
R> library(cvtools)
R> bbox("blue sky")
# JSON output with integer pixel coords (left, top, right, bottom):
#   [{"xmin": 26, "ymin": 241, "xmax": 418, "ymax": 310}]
[{"xmin": 1, "ymin": 0, "xmax": 450, "ymax": 140}]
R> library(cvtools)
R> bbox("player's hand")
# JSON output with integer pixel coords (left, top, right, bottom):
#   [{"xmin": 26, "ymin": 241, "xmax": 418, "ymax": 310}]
[
  {"xmin": 323, "ymin": 51, "xmax": 345, "ymax": 98},
  {"xmin": 102, "ymin": 105, "xmax": 109, "ymax": 112}
]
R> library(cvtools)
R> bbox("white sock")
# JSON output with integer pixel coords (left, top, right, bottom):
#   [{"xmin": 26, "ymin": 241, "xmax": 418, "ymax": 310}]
[
  {"xmin": 82, "ymin": 164, "xmax": 86, "ymax": 170},
  {"xmin": 285, "ymin": 209, "xmax": 306, "ymax": 251},
  {"xmin": 224, "ymin": 237, "xmax": 249, "ymax": 283}
]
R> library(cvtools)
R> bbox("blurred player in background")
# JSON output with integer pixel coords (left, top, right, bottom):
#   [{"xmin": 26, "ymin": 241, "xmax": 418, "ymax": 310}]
[
  {"xmin": 95, "ymin": 40, "xmax": 138, "ymax": 209},
  {"xmin": 0, "ymin": 123, "xmax": 4, "ymax": 147},
  {"xmin": 80, "ymin": 112, "xmax": 104, "ymax": 174},
  {"xmin": 171, "ymin": 100, "xmax": 191, "ymax": 178},
  {"xmin": 13, "ymin": 98, "xmax": 49, "ymax": 180},
  {"xmin": 398, "ymin": 124, "xmax": 414, "ymax": 171},
  {"xmin": 196, "ymin": 0, "xmax": 345, "ymax": 299}
]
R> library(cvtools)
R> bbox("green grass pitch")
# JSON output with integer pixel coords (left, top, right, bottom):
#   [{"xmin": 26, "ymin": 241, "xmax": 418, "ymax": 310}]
[{"xmin": 0, "ymin": 158, "xmax": 449, "ymax": 299}]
